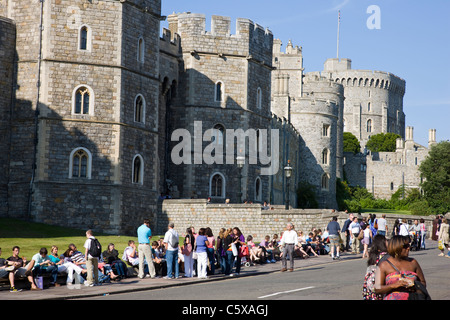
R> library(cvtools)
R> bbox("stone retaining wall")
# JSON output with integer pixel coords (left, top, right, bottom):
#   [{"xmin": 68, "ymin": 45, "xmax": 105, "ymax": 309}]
[{"xmin": 158, "ymin": 199, "xmax": 436, "ymax": 241}]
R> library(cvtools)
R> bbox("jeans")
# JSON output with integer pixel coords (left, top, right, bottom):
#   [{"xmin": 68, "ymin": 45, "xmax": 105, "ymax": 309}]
[
  {"xmin": 206, "ymin": 247, "xmax": 215, "ymax": 275},
  {"xmin": 33, "ymin": 265, "xmax": 58, "ymax": 284},
  {"xmin": 225, "ymin": 251, "xmax": 234, "ymax": 275},
  {"xmin": 111, "ymin": 260, "xmax": 127, "ymax": 277},
  {"xmin": 166, "ymin": 249, "xmax": 179, "ymax": 278},
  {"xmin": 377, "ymin": 230, "xmax": 386, "ymax": 237}
]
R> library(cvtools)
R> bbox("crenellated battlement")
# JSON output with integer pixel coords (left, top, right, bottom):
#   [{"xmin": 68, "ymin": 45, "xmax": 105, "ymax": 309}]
[{"xmin": 169, "ymin": 12, "xmax": 273, "ymax": 65}]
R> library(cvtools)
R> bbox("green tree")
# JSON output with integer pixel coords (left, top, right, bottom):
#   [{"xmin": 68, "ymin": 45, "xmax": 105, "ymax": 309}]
[
  {"xmin": 343, "ymin": 132, "xmax": 361, "ymax": 154},
  {"xmin": 419, "ymin": 141, "xmax": 450, "ymax": 214},
  {"xmin": 366, "ymin": 133, "xmax": 401, "ymax": 153}
]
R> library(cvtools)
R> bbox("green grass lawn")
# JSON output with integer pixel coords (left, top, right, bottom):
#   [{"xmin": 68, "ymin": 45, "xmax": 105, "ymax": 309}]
[{"xmin": 0, "ymin": 218, "xmax": 166, "ymax": 261}]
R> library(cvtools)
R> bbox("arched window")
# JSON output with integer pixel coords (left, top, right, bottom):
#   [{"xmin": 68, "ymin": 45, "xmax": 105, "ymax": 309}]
[
  {"xmin": 134, "ymin": 94, "xmax": 145, "ymax": 123},
  {"xmin": 321, "ymin": 174, "xmax": 329, "ymax": 190},
  {"xmin": 80, "ymin": 26, "xmax": 88, "ymax": 50},
  {"xmin": 256, "ymin": 87, "xmax": 262, "ymax": 109},
  {"xmin": 368, "ymin": 102, "xmax": 371, "ymax": 112},
  {"xmin": 75, "ymin": 86, "xmax": 90, "ymax": 115},
  {"xmin": 132, "ymin": 155, "xmax": 144, "ymax": 185},
  {"xmin": 137, "ymin": 37, "xmax": 145, "ymax": 63},
  {"xmin": 367, "ymin": 119, "xmax": 372, "ymax": 133},
  {"xmin": 69, "ymin": 148, "xmax": 92, "ymax": 179},
  {"xmin": 322, "ymin": 148, "xmax": 329, "ymax": 165},
  {"xmin": 210, "ymin": 173, "xmax": 225, "ymax": 198},
  {"xmin": 255, "ymin": 177, "xmax": 262, "ymax": 202},
  {"xmin": 215, "ymin": 81, "xmax": 223, "ymax": 102}
]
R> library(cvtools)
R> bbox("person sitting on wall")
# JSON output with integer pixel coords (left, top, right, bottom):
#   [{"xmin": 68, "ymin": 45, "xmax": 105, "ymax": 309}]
[
  {"xmin": 28, "ymin": 247, "xmax": 60, "ymax": 288},
  {"xmin": 4, "ymin": 246, "xmax": 38, "ymax": 291},
  {"xmin": 151, "ymin": 241, "xmax": 167, "ymax": 277}
]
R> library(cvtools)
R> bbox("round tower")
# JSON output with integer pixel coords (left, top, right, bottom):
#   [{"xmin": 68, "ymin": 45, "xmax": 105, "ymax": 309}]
[
  {"xmin": 290, "ymin": 75, "xmax": 344, "ymax": 209},
  {"xmin": 324, "ymin": 58, "xmax": 406, "ymax": 149}
]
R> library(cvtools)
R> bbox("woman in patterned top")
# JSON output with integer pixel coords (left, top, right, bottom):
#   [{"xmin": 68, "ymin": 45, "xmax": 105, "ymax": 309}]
[{"xmin": 374, "ymin": 235, "xmax": 426, "ymax": 300}]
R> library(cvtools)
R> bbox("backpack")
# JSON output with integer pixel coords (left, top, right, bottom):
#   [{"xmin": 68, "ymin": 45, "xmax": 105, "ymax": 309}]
[
  {"xmin": 362, "ymin": 253, "xmax": 388, "ymax": 300},
  {"xmin": 89, "ymin": 238, "xmax": 102, "ymax": 258}
]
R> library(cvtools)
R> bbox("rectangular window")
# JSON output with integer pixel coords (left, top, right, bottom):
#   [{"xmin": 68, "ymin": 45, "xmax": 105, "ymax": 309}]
[{"xmin": 322, "ymin": 124, "xmax": 330, "ymax": 137}]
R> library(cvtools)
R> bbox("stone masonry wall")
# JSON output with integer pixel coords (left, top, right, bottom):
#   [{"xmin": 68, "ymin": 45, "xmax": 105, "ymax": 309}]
[{"xmin": 159, "ymin": 199, "xmax": 435, "ymax": 241}]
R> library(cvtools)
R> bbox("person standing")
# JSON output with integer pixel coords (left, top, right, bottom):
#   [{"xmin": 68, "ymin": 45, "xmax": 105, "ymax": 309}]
[
  {"xmin": 350, "ymin": 217, "xmax": 362, "ymax": 254},
  {"xmin": 231, "ymin": 227, "xmax": 245, "ymax": 276},
  {"xmin": 438, "ymin": 218, "xmax": 450, "ymax": 257},
  {"xmin": 419, "ymin": 218, "xmax": 427, "ymax": 250},
  {"xmin": 163, "ymin": 223, "xmax": 180, "ymax": 279},
  {"xmin": 84, "ymin": 230, "xmax": 101, "ymax": 286},
  {"xmin": 195, "ymin": 228, "xmax": 209, "ymax": 279},
  {"xmin": 341, "ymin": 212, "xmax": 353, "ymax": 252},
  {"xmin": 205, "ymin": 227, "xmax": 215, "ymax": 275},
  {"xmin": 280, "ymin": 223, "xmax": 299, "ymax": 272},
  {"xmin": 182, "ymin": 227, "xmax": 195, "ymax": 278},
  {"xmin": 377, "ymin": 215, "xmax": 388, "ymax": 237},
  {"xmin": 137, "ymin": 219, "xmax": 156, "ymax": 279},
  {"xmin": 327, "ymin": 216, "xmax": 341, "ymax": 260}
]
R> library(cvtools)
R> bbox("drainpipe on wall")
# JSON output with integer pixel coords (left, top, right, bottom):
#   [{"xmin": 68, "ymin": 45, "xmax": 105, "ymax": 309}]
[{"xmin": 27, "ymin": 0, "xmax": 44, "ymax": 218}]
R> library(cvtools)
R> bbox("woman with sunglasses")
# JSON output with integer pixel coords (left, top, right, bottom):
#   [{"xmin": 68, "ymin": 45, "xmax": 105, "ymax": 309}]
[{"xmin": 374, "ymin": 235, "xmax": 427, "ymax": 300}]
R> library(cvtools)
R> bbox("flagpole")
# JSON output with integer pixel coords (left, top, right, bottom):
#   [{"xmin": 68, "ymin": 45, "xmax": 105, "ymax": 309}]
[{"xmin": 337, "ymin": 10, "xmax": 340, "ymax": 59}]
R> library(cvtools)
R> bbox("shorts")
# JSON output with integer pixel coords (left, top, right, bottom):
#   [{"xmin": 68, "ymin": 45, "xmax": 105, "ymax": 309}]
[{"xmin": 329, "ymin": 235, "xmax": 340, "ymax": 246}]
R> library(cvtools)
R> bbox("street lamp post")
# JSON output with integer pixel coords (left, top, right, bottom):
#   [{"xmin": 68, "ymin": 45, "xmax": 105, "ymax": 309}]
[
  {"xmin": 236, "ymin": 155, "xmax": 245, "ymax": 203},
  {"xmin": 284, "ymin": 160, "xmax": 293, "ymax": 210}
]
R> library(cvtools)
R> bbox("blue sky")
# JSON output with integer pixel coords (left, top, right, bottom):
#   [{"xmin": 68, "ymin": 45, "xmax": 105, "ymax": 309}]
[{"xmin": 161, "ymin": 0, "xmax": 450, "ymax": 147}]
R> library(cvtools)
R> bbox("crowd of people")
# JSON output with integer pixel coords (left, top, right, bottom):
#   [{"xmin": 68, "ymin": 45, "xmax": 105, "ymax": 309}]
[{"xmin": 0, "ymin": 213, "xmax": 445, "ymax": 299}]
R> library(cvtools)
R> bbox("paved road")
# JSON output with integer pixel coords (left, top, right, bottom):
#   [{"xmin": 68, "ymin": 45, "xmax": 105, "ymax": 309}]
[{"xmin": 82, "ymin": 244, "xmax": 450, "ymax": 301}]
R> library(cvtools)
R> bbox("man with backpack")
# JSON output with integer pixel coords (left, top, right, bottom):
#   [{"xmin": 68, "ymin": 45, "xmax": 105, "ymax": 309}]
[{"xmin": 84, "ymin": 229, "xmax": 101, "ymax": 287}]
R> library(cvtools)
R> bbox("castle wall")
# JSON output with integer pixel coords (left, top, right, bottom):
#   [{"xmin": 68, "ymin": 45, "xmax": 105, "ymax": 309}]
[
  {"xmin": 0, "ymin": 17, "xmax": 15, "ymax": 216},
  {"xmin": 166, "ymin": 13, "xmax": 275, "ymax": 205},
  {"xmin": 323, "ymin": 59, "xmax": 406, "ymax": 148},
  {"xmin": 270, "ymin": 115, "xmax": 300, "ymax": 207},
  {"xmin": 289, "ymin": 77, "xmax": 344, "ymax": 209},
  {"xmin": 2, "ymin": 0, "xmax": 162, "ymax": 234},
  {"xmin": 344, "ymin": 128, "xmax": 430, "ymax": 199},
  {"xmin": 159, "ymin": 199, "xmax": 435, "ymax": 241}
]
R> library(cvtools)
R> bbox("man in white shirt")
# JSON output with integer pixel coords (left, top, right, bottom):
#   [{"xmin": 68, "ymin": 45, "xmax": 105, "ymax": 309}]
[
  {"xmin": 280, "ymin": 223, "xmax": 299, "ymax": 272},
  {"xmin": 377, "ymin": 215, "xmax": 388, "ymax": 237},
  {"xmin": 163, "ymin": 223, "xmax": 180, "ymax": 279},
  {"xmin": 350, "ymin": 217, "xmax": 362, "ymax": 254},
  {"xmin": 84, "ymin": 230, "xmax": 99, "ymax": 287}
]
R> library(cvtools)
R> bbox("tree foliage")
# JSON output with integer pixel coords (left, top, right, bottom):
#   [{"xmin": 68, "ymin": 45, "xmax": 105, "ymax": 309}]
[
  {"xmin": 419, "ymin": 141, "xmax": 450, "ymax": 214},
  {"xmin": 366, "ymin": 133, "xmax": 401, "ymax": 153},
  {"xmin": 343, "ymin": 132, "xmax": 361, "ymax": 154}
]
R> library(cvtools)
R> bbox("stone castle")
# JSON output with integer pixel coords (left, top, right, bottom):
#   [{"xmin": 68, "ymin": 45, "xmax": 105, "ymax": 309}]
[{"xmin": 0, "ymin": 0, "xmax": 436, "ymax": 234}]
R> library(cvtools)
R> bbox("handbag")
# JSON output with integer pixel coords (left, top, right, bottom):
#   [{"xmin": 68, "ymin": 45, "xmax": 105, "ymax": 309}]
[
  {"xmin": 182, "ymin": 243, "xmax": 192, "ymax": 256},
  {"xmin": 231, "ymin": 243, "xmax": 238, "ymax": 257},
  {"xmin": 386, "ymin": 259, "xmax": 431, "ymax": 300},
  {"xmin": 357, "ymin": 230, "xmax": 364, "ymax": 240},
  {"xmin": 438, "ymin": 240, "xmax": 444, "ymax": 250}
]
